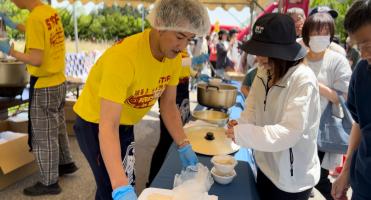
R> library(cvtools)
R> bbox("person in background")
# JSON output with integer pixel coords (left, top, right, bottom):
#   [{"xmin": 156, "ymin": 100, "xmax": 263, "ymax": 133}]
[
  {"xmin": 71, "ymin": 0, "xmax": 210, "ymax": 199},
  {"xmin": 0, "ymin": 0, "xmax": 77, "ymax": 196},
  {"xmin": 228, "ymin": 29, "xmax": 241, "ymax": 72},
  {"xmin": 240, "ymin": 67, "xmax": 257, "ymax": 98},
  {"xmin": 226, "ymin": 13, "xmax": 320, "ymax": 200},
  {"xmin": 241, "ymin": 56, "xmax": 269, "ymax": 98},
  {"xmin": 216, "ymin": 29, "xmax": 234, "ymax": 76},
  {"xmin": 208, "ymin": 32, "xmax": 218, "ymax": 77},
  {"xmin": 308, "ymin": 6, "xmax": 347, "ymax": 57},
  {"xmin": 286, "ymin": 7, "xmax": 306, "ymax": 38},
  {"xmin": 332, "ymin": 1, "xmax": 371, "ymax": 199},
  {"xmin": 345, "ymin": 36, "xmax": 361, "ymax": 70},
  {"xmin": 302, "ymin": 12, "xmax": 352, "ymax": 200}
]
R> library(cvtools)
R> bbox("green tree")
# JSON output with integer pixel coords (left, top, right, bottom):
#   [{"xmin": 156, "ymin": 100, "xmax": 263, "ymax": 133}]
[
  {"xmin": 0, "ymin": 0, "xmax": 28, "ymax": 39},
  {"xmin": 1, "ymin": 1, "xmax": 149, "ymax": 41},
  {"xmin": 310, "ymin": 0, "xmax": 354, "ymax": 43}
]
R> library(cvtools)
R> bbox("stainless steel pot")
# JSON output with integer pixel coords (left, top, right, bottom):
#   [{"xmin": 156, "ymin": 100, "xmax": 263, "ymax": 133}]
[
  {"xmin": 197, "ymin": 83, "xmax": 237, "ymax": 109},
  {"xmin": 0, "ymin": 61, "xmax": 29, "ymax": 97}
]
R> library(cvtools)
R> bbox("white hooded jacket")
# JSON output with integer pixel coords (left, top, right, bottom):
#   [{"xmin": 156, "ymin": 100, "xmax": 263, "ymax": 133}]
[{"xmin": 234, "ymin": 63, "xmax": 321, "ymax": 193}]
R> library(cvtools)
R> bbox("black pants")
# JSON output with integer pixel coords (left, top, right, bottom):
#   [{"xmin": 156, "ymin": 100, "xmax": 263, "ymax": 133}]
[
  {"xmin": 315, "ymin": 151, "xmax": 334, "ymax": 200},
  {"xmin": 27, "ymin": 76, "xmax": 38, "ymax": 151},
  {"xmin": 74, "ymin": 117, "xmax": 135, "ymax": 200},
  {"xmin": 210, "ymin": 61, "xmax": 217, "ymax": 77},
  {"xmin": 257, "ymin": 169, "xmax": 312, "ymax": 200},
  {"xmin": 147, "ymin": 80, "xmax": 190, "ymax": 185}
]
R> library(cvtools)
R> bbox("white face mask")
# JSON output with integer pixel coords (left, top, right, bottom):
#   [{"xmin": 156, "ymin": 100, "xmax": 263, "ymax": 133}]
[{"xmin": 309, "ymin": 35, "xmax": 331, "ymax": 53}]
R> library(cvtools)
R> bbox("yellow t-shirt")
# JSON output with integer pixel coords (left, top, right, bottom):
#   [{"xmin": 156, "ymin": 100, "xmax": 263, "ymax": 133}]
[
  {"xmin": 180, "ymin": 51, "xmax": 191, "ymax": 79},
  {"xmin": 25, "ymin": 4, "xmax": 66, "ymax": 88},
  {"xmin": 73, "ymin": 29, "xmax": 182, "ymax": 125}
]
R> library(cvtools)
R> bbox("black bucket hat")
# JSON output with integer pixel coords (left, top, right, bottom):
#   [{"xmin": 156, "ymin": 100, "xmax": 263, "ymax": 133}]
[
  {"xmin": 240, "ymin": 13, "xmax": 306, "ymax": 61},
  {"xmin": 309, "ymin": 6, "xmax": 338, "ymax": 19}
]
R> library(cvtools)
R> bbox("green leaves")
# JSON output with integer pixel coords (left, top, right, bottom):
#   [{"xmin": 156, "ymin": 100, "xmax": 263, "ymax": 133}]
[{"xmin": 0, "ymin": 1, "xmax": 149, "ymax": 42}]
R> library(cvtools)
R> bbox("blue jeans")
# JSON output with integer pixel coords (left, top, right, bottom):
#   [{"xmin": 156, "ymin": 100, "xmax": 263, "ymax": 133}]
[{"xmin": 74, "ymin": 116, "xmax": 135, "ymax": 200}]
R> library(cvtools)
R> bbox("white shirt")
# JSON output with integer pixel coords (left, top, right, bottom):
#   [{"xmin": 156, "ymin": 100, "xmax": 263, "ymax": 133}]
[
  {"xmin": 234, "ymin": 64, "xmax": 321, "ymax": 193},
  {"xmin": 307, "ymin": 50, "xmax": 352, "ymax": 114}
]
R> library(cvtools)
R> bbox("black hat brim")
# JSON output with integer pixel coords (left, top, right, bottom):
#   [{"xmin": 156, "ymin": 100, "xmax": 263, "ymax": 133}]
[
  {"xmin": 240, "ymin": 39, "xmax": 307, "ymax": 61},
  {"xmin": 328, "ymin": 10, "xmax": 338, "ymax": 19}
]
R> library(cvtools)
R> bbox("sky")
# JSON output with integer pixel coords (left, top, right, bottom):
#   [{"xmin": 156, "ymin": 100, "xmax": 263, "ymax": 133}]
[{"xmin": 51, "ymin": 0, "xmax": 252, "ymax": 27}]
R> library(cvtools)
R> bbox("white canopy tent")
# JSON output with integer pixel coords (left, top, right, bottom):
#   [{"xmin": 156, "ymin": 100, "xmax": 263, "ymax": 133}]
[{"xmin": 54, "ymin": 0, "xmax": 278, "ymax": 52}]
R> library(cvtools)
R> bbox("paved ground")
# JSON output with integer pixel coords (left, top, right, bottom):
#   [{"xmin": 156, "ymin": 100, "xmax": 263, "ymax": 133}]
[{"xmin": 0, "ymin": 91, "xmax": 342, "ymax": 200}]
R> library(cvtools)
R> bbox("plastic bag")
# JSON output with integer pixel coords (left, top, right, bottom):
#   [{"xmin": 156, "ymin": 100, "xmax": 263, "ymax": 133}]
[{"xmin": 173, "ymin": 163, "xmax": 214, "ymax": 200}]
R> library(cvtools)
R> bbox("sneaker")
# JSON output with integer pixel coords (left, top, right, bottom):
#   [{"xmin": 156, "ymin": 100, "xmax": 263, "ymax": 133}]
[
  {"xmin": 23, "ymin": 182, "xmax": 61, "ymax": 196},
  {"xmin": 59, "ymin": 162, "xmax": 78, "ymax": 176}
]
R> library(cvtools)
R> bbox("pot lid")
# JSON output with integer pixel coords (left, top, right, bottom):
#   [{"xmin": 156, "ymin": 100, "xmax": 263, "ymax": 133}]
[{"xmin": 185, "ymin": 125, "xmax": 240, "ymax": 156}]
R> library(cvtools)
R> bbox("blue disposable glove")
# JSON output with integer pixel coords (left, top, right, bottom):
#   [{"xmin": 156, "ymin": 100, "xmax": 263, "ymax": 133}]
[
  {"xmin": 178, "ymin": 144, "xmax": 198, "ymax": 168},
  {"xmin": 0, "ymin": 12, "xmax": 17, "ymax": 29},
  {"xmin": 0, "ymin": 39, "xmax": 10, "ymax": 55},
  {"xmin": 198, "ymin": 74, "xmax": 210, "ymax": 82},
  {"xmin": 112, "ymin": 185, "xmax": 137, "ymax": 200},
  {"xmin": 191, "ymin": 53, "xmax": 209, "ymax": 66}
]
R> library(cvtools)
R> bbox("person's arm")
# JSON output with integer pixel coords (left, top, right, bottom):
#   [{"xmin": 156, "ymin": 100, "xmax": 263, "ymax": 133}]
[
  {"xmin": 232, "ymin": 82, "xmax": 317, "ymax": 152},
  {"xmin": 15, "ymin": 24, "xmax": 26, "ymax": 33},
  {"xmin": 9, "ymin": 46, "xmax": 43, "ymax": 66},
  {"xmin": 159, "ymin": 86, "xmax": 187, "ymax": 146},
  {"xmin": 0, "ymin": 13, "xmax": 25, "ymax": 32},
  {"xmin": 320, "ymin": 55, "xmax": 352, "ymax": 104},
  {"xmin": 332, "ymin": 123, "xmax": 361, "ymax": 200},
  {"xmin": 99, "ymin": 98, "xmax": 128, "ymax": 189},
  {"xmin": 319, "ymin": 83, "xmax": 342, "ymax": 104},
  {"xmin": 160, "ymin": 85, "xmax": 198, "ymax": 168}
]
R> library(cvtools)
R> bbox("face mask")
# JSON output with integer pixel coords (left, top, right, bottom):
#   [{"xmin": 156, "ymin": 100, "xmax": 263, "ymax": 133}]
[{"xmin": 309, "ymin": 35, "xmax": 331, "ymax": 53}]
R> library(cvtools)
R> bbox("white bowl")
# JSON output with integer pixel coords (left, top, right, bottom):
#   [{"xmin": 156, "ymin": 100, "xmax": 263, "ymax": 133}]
[
  {"xmin": 211, "ymin": 167, "xmax": 236, "ymax": 185},
  {"xmin": 211, "ymin": 155, "xmax": 237, "ymax": 175}
]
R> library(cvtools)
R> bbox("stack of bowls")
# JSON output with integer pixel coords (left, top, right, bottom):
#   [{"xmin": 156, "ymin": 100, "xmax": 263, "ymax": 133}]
[{"xmin": 210, "ymin": 155, "xmax": 237, "ymax": 184}]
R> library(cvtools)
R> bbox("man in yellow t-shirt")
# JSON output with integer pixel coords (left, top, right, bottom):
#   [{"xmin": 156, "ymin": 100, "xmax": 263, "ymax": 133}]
[
  {"xmin": 0, "ymin": 0, "xmax": 77, "ymax": 196},
  {"xmin": 147, "ymin": 50, "xmax": 210, "ymax": 185},
  {"xmin": 73, "ymin": 0, "xmax": 210, "ymax": 199}
]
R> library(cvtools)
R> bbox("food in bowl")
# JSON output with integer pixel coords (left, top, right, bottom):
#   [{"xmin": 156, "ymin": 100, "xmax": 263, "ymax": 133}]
[
  {"xmin": 211, "ymin": 155, "xmax": 237, "ymax": 175},
  {"xmin": 211, "ymin": 167, "xmax": 236, "ymax": 185}
]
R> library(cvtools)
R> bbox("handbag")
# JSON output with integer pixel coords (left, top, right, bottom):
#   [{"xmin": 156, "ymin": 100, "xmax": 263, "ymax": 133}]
[{"xmin": 317, "ymin": 92, "xmax": 353, "ymax": 154}]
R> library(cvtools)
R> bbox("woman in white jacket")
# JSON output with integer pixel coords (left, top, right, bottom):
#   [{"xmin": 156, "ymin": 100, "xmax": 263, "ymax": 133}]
[{"xmin": 227, "ymin": 13, "xmax": 321, "ymax": 200}]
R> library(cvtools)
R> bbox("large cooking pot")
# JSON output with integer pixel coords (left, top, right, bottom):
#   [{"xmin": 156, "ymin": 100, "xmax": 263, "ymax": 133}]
[
  {"xmin": 197, "ymin": 83, "xmax": 237, "ymax": 109},
  {"xmin": 0, "ymin": 61, "xmax": 29, "ymax": 97}
]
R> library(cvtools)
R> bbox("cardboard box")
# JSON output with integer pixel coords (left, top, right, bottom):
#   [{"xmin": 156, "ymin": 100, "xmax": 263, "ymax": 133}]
[
  {"xmin": 7, "ymin": 112, "xmax": 28, "ymax": 134},
  {"xmin": 64, "ymin": 98, "xmax": 77, "ymax": 122},
  {"xmin": 64, "ymin": 99, "xmax": 77, "ymax": 136},
  {"xmin": 0, "ymin": 121, "xmax": 37, "ymax": 190},
  {"xmin": 66, "ymin": 121, "xmax": 75, "ymax": 136}
]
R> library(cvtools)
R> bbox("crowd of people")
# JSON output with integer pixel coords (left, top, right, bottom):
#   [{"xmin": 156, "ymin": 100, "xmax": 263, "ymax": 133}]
[{"xmin": 0, "ymin": 0, "xmax": 370, "ymax": 200}]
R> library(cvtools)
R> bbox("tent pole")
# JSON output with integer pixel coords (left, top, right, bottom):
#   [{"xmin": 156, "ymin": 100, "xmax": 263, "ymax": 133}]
[
  {"xmin": 141, "ymin": 6, "xmax": 145, "ymax": 32},
  {"xmin": 73, "ymin": 2, "xmax": 79, "ymax": 53},
  {"xmin": 248, "ymin": 1, "xmax": 254, "ymax": 40},
  {"xmin": 252, "ymin": 0, "xmax": 264, "ymax": 11}
]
